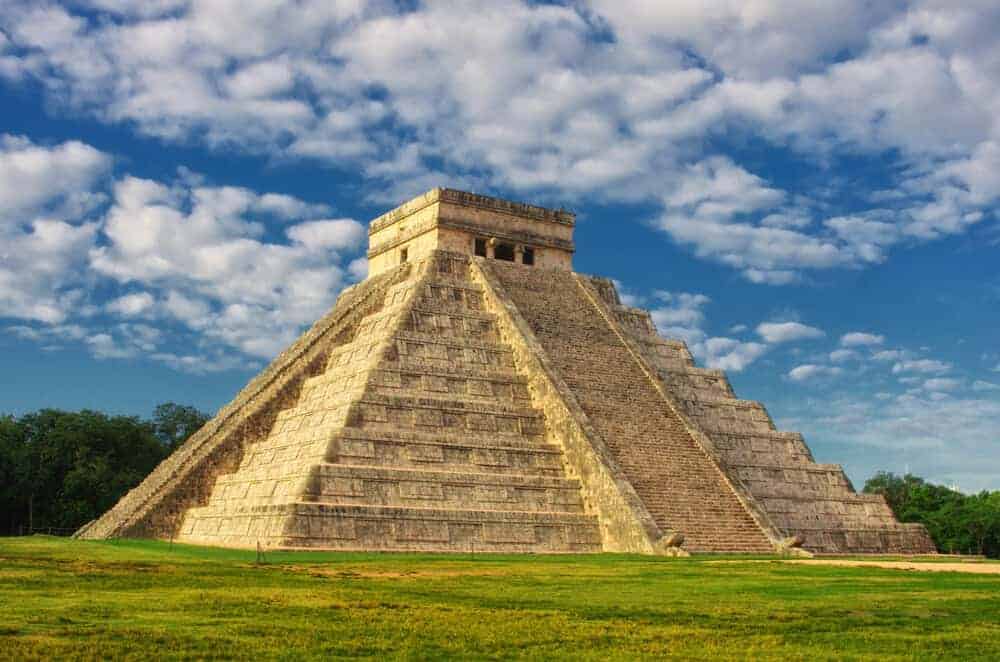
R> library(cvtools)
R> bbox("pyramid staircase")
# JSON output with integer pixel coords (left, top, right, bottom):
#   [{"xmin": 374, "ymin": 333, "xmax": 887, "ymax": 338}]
[
  {"xmin": 485, "ymin": 262, "xmax": 776, "ymax": 554},
  {"xmin": 586, "ymin": 277, "xmax": 936, "ymax": 555},
  {"xmin": 176, "ymin": 253, "xmax": 601, "ymax": 552}
]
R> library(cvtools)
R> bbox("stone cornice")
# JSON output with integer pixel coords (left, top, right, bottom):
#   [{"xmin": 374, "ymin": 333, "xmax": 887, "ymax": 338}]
[
  {"xmin": 369, "ymin": 187, "xmax": 575, "ymax": 235},
  {"xmin": 436, "ymin": 216, "xmax": 575, "ymax": 251},
  {"xmin": 367, "ymin": 214, "xmax": 576, "ymax": 260}
]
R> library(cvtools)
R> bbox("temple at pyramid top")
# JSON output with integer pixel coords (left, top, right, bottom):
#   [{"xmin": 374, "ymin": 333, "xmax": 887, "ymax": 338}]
[{"xmin": 368, "ymin": 188, "xmax": 576, "ymax": 275}]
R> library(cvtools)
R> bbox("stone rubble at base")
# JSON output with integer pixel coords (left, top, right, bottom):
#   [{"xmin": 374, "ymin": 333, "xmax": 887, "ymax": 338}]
[{"xmin": 78, "ymin": 189, "xmax": 935, "ymax": 555}]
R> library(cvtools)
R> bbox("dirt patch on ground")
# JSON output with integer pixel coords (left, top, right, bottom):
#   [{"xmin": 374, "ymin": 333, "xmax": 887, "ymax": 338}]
[
  {"xmin": 782, "ymin": 559, "xmax": 1000, "ymax": 574},
  {"xmin": 285, "ymin": 565, "xmax": 514, "ymax": 580}
]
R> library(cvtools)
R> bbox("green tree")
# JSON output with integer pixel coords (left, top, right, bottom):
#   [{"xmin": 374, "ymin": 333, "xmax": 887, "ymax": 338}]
[
  {"xmin": 15, "ymin": 409, "xmax": 167, "ymax": 531},
  {"xmin": 0, "ymin": 403, "xmax": 210, "ymax": 536},
  {"xmin": 0, "ymin": 414, "xmax": 29, "ymax": 534},
  {"xmin": 865, "ymin": 472, "xmax": 1000, "ymax": 557},
  {"xmin": 151, "ymin": 403, "xmax": 210, "ymax": 450}
]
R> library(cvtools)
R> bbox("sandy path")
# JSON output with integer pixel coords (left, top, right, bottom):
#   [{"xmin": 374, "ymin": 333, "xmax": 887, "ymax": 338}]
[{"xmin": 782, "ymin": 559, "xmax": 1000, "ymax": 574}]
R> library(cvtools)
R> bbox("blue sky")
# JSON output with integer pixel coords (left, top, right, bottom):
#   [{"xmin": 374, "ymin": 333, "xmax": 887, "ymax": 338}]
[{"xmin": 1, "ymin": 1, "xmax": 998, "ymax": 491}]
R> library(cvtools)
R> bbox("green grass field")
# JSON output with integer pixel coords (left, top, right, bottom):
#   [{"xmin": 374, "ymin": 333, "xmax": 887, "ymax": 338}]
[{"xmin": 1, "ymin": 537, "xmax": 998, "ymax": 660}]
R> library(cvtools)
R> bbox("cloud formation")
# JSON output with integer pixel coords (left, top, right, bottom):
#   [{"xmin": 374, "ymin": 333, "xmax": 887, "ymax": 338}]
[
  {"xmin": 0, "ymin": 134, "xmax": 108, "ymax": 324},
  {"xmin": 840, "ymin": 332, "xmax": 885, "ymax": 347},
  {"xmin": 788, "ymin": 364, "xmax": 842, "ymax": 382},
  {"xmin": 757, "ymin": 321, "xmax": 825, "ymax": 344},
  {"xmin": 2, "ymin": 1, "xmax": 998, "ymax": 283},
  {"xmin": 0, "ymin": 135, "xmax": 364, "ymax": 370}
]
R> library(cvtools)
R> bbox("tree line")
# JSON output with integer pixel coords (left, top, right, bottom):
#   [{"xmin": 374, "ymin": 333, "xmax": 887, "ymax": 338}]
[
  {"xmin": 0, "ymin": 404, "xmax": 208, "ymax": 536},
  {"xmin": 3, "ymin": 404, "xmax": 998, "ymax": 557},
  {"xmin": 864, "ymin": 472, "xmax": 1000, "ymax": 557}
]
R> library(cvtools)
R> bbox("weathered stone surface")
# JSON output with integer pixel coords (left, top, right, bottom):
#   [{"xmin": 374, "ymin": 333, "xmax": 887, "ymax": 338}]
[{"xmin": 80, "ymin": 188, "xmax": 934, "ymax": 555}]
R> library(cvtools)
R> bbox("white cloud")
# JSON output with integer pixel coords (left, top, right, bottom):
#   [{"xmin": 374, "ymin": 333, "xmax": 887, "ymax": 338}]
[
  {"xmin": 829, "ymin": 349, "xmax": 860, "ymax": 363},
  {"xmin": 973, "ymin": 380, "xmax": 1000, "ymax": 392},
  {"xmin": 85, "ymin": 332, "xmax": 134, "ymax": 360},
  {"xmin": 647, "ymin": 289, "xmax": 767, "ymax": 373},
  {"xmin": 756, "ymin": 321, "xmax": 825, "ymax": 344},
  {"xmin": 648, "ymin": 291, "xmax": 711, "ymax": 328},
  {"xmin": 0, "ymin": 135, "xmax": 108, "ymax": 324},
  {"xmin": 347, "ymin": 257, "xmax": 368, "ymax": 282},
  {"xmin": 873, "ymin": 349, "xmax": 905, "ymax": 361},
  {"xmin": 3, "ymin": 1, "xmax": 999, "ymax": 286},
  {"xmin": 588, "ymin": 0, "xmax": 899, "ymax": 80},
  {"xmin": 286, "ymin": 219, "xmax": 365, "ymax": 251},
  {"xmin": 3, "ymin": 1, "xmax": 1000, "ymax": 392},
  {"xmin": 0, "ymin": 134, "xmax": 110, "ymax": 218},
  {"xmin": 701, "ymin": 337, "xmax": 768, "ymax": 372},
  {"xmin": 6, "ymin": 323, "xmax": 87, "ymax": 345},
  {"xmin": 788, "ymin": 364, "xmax": 842, "ymax": 382},
  {"xmin": 840, "ymin": 332, "xmax": 885, "ymax": 347},
  {"xmin": 664, "ymin": 156, "xmax": 784, "ymax": 217},
  {"xmin": 148, "ymin": 351, "xmax": 258, "ymax": 375},
  {"xmin": 106, "ymin": 292, "xmax": 155, "ymax": 317},
  {"xmin": 787, "ymin": 390, "xmax": 1000, "ymax": 492},
  {"xmin": 89, "ymin": 175, "xmax": 363, "ymax": 358},
  {"xmin": 892, "ymin": 359, "xmax": 951, "ymax": 375},
  {"xmin": 923, "ymin": 377, "xmax": 961, "ymax": 393},
  {"xmin": 0, "ymin": 134, "xmax": 364, "ymax": 368},
  {"xmin": 654, "ymin": 157, "xmax": 855, "ymax": 284}
]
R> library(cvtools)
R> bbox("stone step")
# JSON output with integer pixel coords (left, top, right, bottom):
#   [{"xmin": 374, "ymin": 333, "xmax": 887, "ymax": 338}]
[
  {"xmin": 647, "ymin": 357, "xmax": 697, "ymax": 371},
  {"xmin": 236, "ymin": 425, "xmax": 558, "ymax": 476},
  {"xmin": 744, "ymin": 477, "xmax": 874, "ymax": 500},
  {"xmin": 679, "ymin": 398, "xmax": 776, "ymax": 434},
  {"xmin": 637, "ymin": 336, "xmax": 690, "ymax": 352},
  {"xmin": 705, "ymin": 430, "xmax": 813, "ymax": 460},
  {"xmin": 367, "ymin": 370, "xmax": 532, "ymax": 404},
  {"xmin": 657, "ymin": 368, "xmax": 734, "ymax": 400},
  {"xmin": 277, "ymin": 378, "xmax": 540, "ymax": 421},
  {"xmin": 354, "ymin": 391, "xmax": 541, "ymax": 417},
  {"xmin": 329, "ymin": 428, "xmax": 564, "ymax": 476},
  {"xmin": 274, "ymin": 393, "xmax": 355, "ymax": 424},
  {"xmin": 407, "ymin": 300, "xmax": 496, "ymax": 321},
  {"xmin": 778, "ymin": 513, "xmax": 900, "ymax": 531},
  {"xmin": 352, "ymin": 297, "xmax": 409, "ymax": 328},
  {"xmin": 325, "ymin": 337, "xmax": 387, "ymax": 372},
  {"xmin": 304, "ymin": 464, "xmax": 584, "ymax": 512},
  {"xmin": 416, "ymin": 282, "xmax": 487, "ymax": 314},
  {"xmin": 420, "ymin": 276, "xmax": 483, "ymax": 293},
  {"xmin": 347, "ymin": 392, "xmax": 545, "ymax": 436},
  {"xmin": 179, "ymin": 503, "xmax": 602, "ymax": 553},
  {"xmin": 635, "ymin": 336, "xmax": 696, "ymax": 361},
  {"xmin": 728, "ymin": 463, "xmax": 852, "ymax": 489},
  {"xmin": 207, "ymin": 464, "xmax": 585, "ymax": 513},
  {"xmin": 299, "ymin": 362, "xmax": 532, "ymax": 407},
  {"xmin": 679, "ymin": 396, "xmax": 773, "ymax": 416},
  {"xmin": 379, "ymin": 358, "xmax": 522, "ymax": 381},
  {"xmin": 387, "ymin": 331, "xmax": 516, "ymax": 370},
  {"xmin": 269, "ymin": 383, "xmax": 546, "ymax": 448},
  {"xmin": 796, "ymin": 524, "xmax": 936, "ymax": 555},
  {"xmin": 392, "ymin": 330, "xmax": 515, "ymax": 354},
  {"xmin": 333, "ymin": 426, "xmax": 550, "ymax": 450},
  {"xmin": 715, "ymin": 450, "xmax": 814, "ymax": 467},
  {"xmin": 401, "ymin": 307, "xmax": 499, "ymax": 342},
  {"xmin": 762, "ymin": 493, "xmax": 894, "ymax": 513}
]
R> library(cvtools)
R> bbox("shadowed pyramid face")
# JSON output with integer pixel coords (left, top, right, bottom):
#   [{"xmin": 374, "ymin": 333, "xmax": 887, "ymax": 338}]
[{"xmin": 366, "ymin": 188, "xmax": 576, "ymax": 277}]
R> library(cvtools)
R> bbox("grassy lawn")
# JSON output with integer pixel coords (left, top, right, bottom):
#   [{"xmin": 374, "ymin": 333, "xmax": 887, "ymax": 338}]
[{"xmin": 1, "ymin": 537, "xmax": 998, "ymax": 660}]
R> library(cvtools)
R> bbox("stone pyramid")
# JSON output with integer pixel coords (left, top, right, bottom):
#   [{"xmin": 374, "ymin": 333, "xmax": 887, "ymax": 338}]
[{"xmin": 79, "ymin": 189, "xmax": 935, "ymax": 555}]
